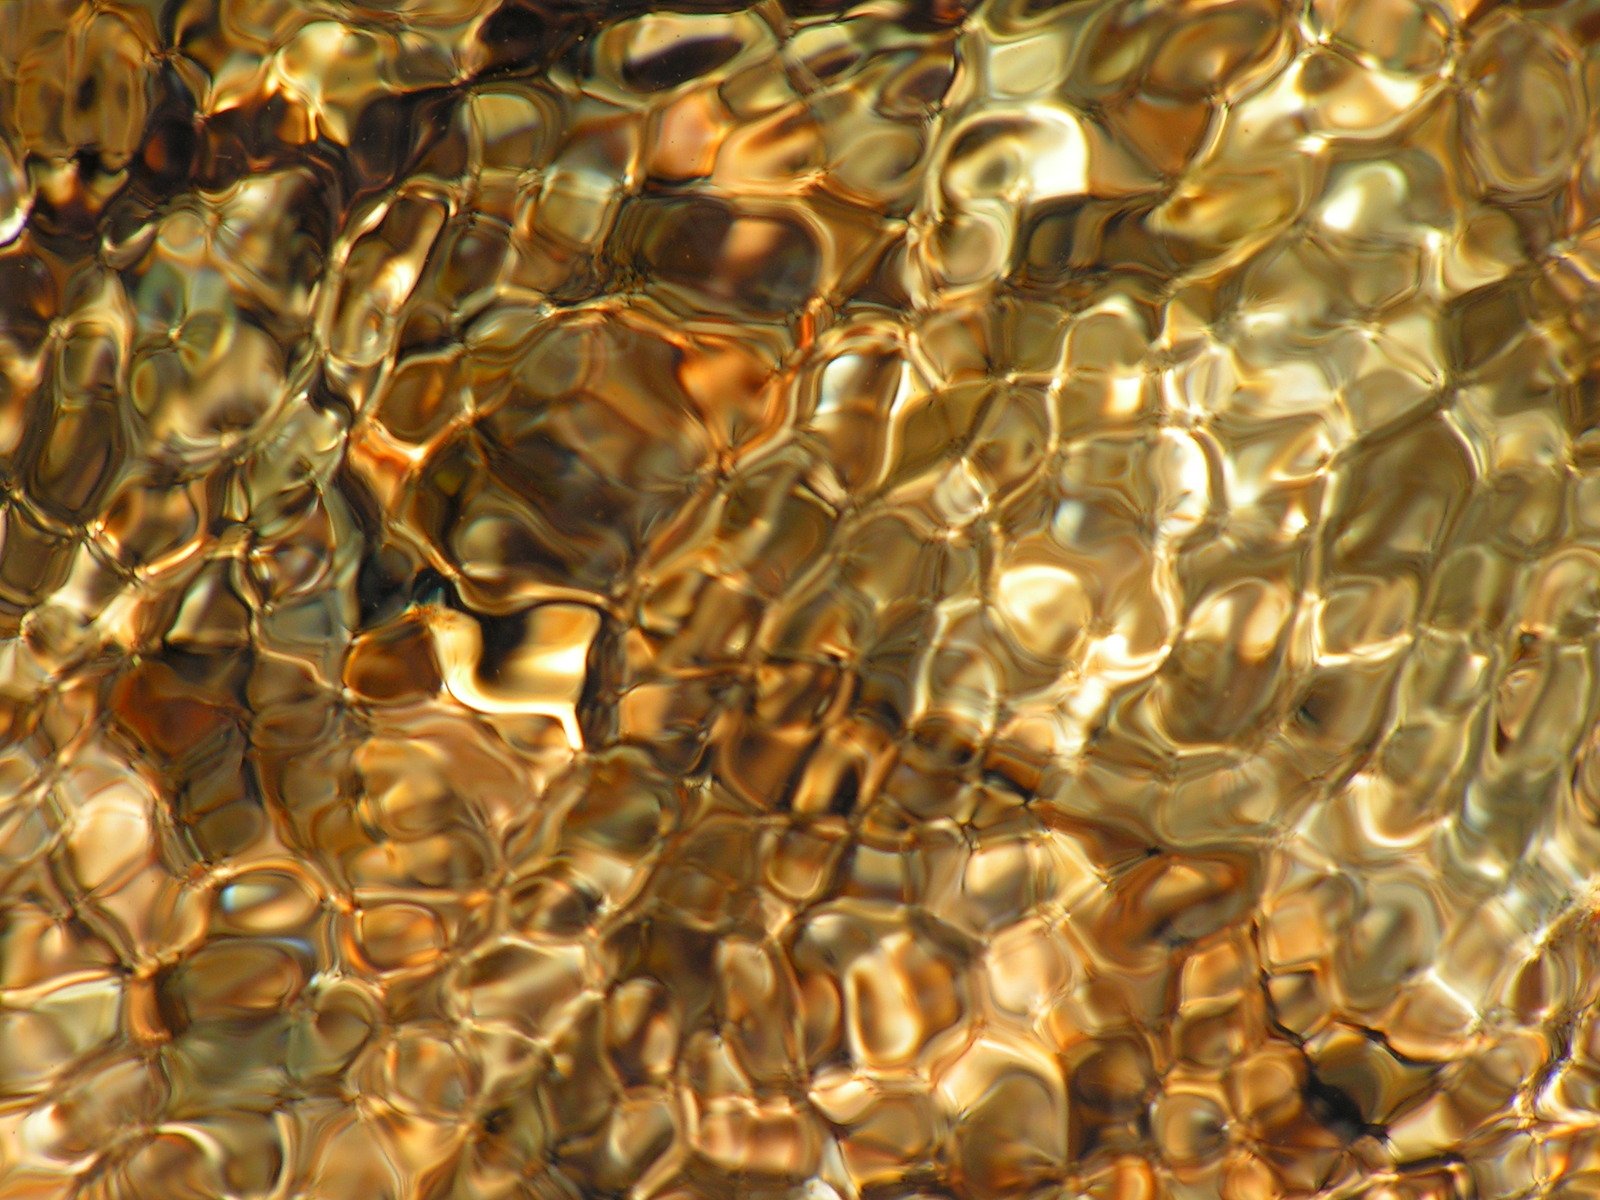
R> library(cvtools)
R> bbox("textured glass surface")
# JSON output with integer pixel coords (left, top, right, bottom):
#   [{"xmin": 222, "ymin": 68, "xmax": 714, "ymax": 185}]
[{"xmin": 3, "ymin": 2, "xmax": 1600, "ymax": 1198}]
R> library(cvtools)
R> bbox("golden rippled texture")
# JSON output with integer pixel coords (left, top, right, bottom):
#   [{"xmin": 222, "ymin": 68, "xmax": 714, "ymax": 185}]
[{"xmin": 7, "ymin": 0, "xmax": 1600, "ymax": 1197}]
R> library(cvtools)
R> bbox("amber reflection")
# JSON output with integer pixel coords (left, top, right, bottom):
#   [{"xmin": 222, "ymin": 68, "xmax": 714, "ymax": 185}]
[{"xmin": 3, "ymin": 1, "xmax": 1600, "ymax": 1198}]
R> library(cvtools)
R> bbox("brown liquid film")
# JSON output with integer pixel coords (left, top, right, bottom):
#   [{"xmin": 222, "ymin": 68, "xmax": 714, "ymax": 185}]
[{"xmin": 2, "ymin": 1, "xmax": 1600, "ymax": 1197}]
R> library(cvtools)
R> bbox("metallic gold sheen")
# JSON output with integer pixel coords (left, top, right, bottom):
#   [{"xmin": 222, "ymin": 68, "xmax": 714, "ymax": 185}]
[{"xmin": 2, "ymin": 1, "xmax": 1600, "ymax": 1198}]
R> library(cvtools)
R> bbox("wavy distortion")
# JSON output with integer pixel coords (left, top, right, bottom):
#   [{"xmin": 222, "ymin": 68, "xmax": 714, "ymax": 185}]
[{"xmin": 4, "ymin": 1, "xmax": 1600, "ymax": 1198}]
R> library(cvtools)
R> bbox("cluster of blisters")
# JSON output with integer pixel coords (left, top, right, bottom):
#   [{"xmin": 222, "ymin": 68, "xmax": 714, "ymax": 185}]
[{"xmin": 5, "ymin": 0, "xmax": 1600, "ymax": 1198}]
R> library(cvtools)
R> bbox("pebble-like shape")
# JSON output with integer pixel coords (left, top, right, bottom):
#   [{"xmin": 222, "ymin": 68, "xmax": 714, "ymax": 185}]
[{"xmin": 4, "ymin": 1, "xmax": 1600, "ymax": 1198}]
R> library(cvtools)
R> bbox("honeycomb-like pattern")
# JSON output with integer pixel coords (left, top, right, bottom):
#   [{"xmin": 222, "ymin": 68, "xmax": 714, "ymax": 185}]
[{"xmin": 5, "ymin": 1, "xmax": 1600, "ymax": 1198}]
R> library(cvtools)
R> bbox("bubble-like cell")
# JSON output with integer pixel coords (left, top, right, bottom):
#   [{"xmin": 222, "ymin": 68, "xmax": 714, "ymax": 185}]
[{"xmin": 5, "ymin": 1, "xmax": 1600, "ymax": 1197}]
